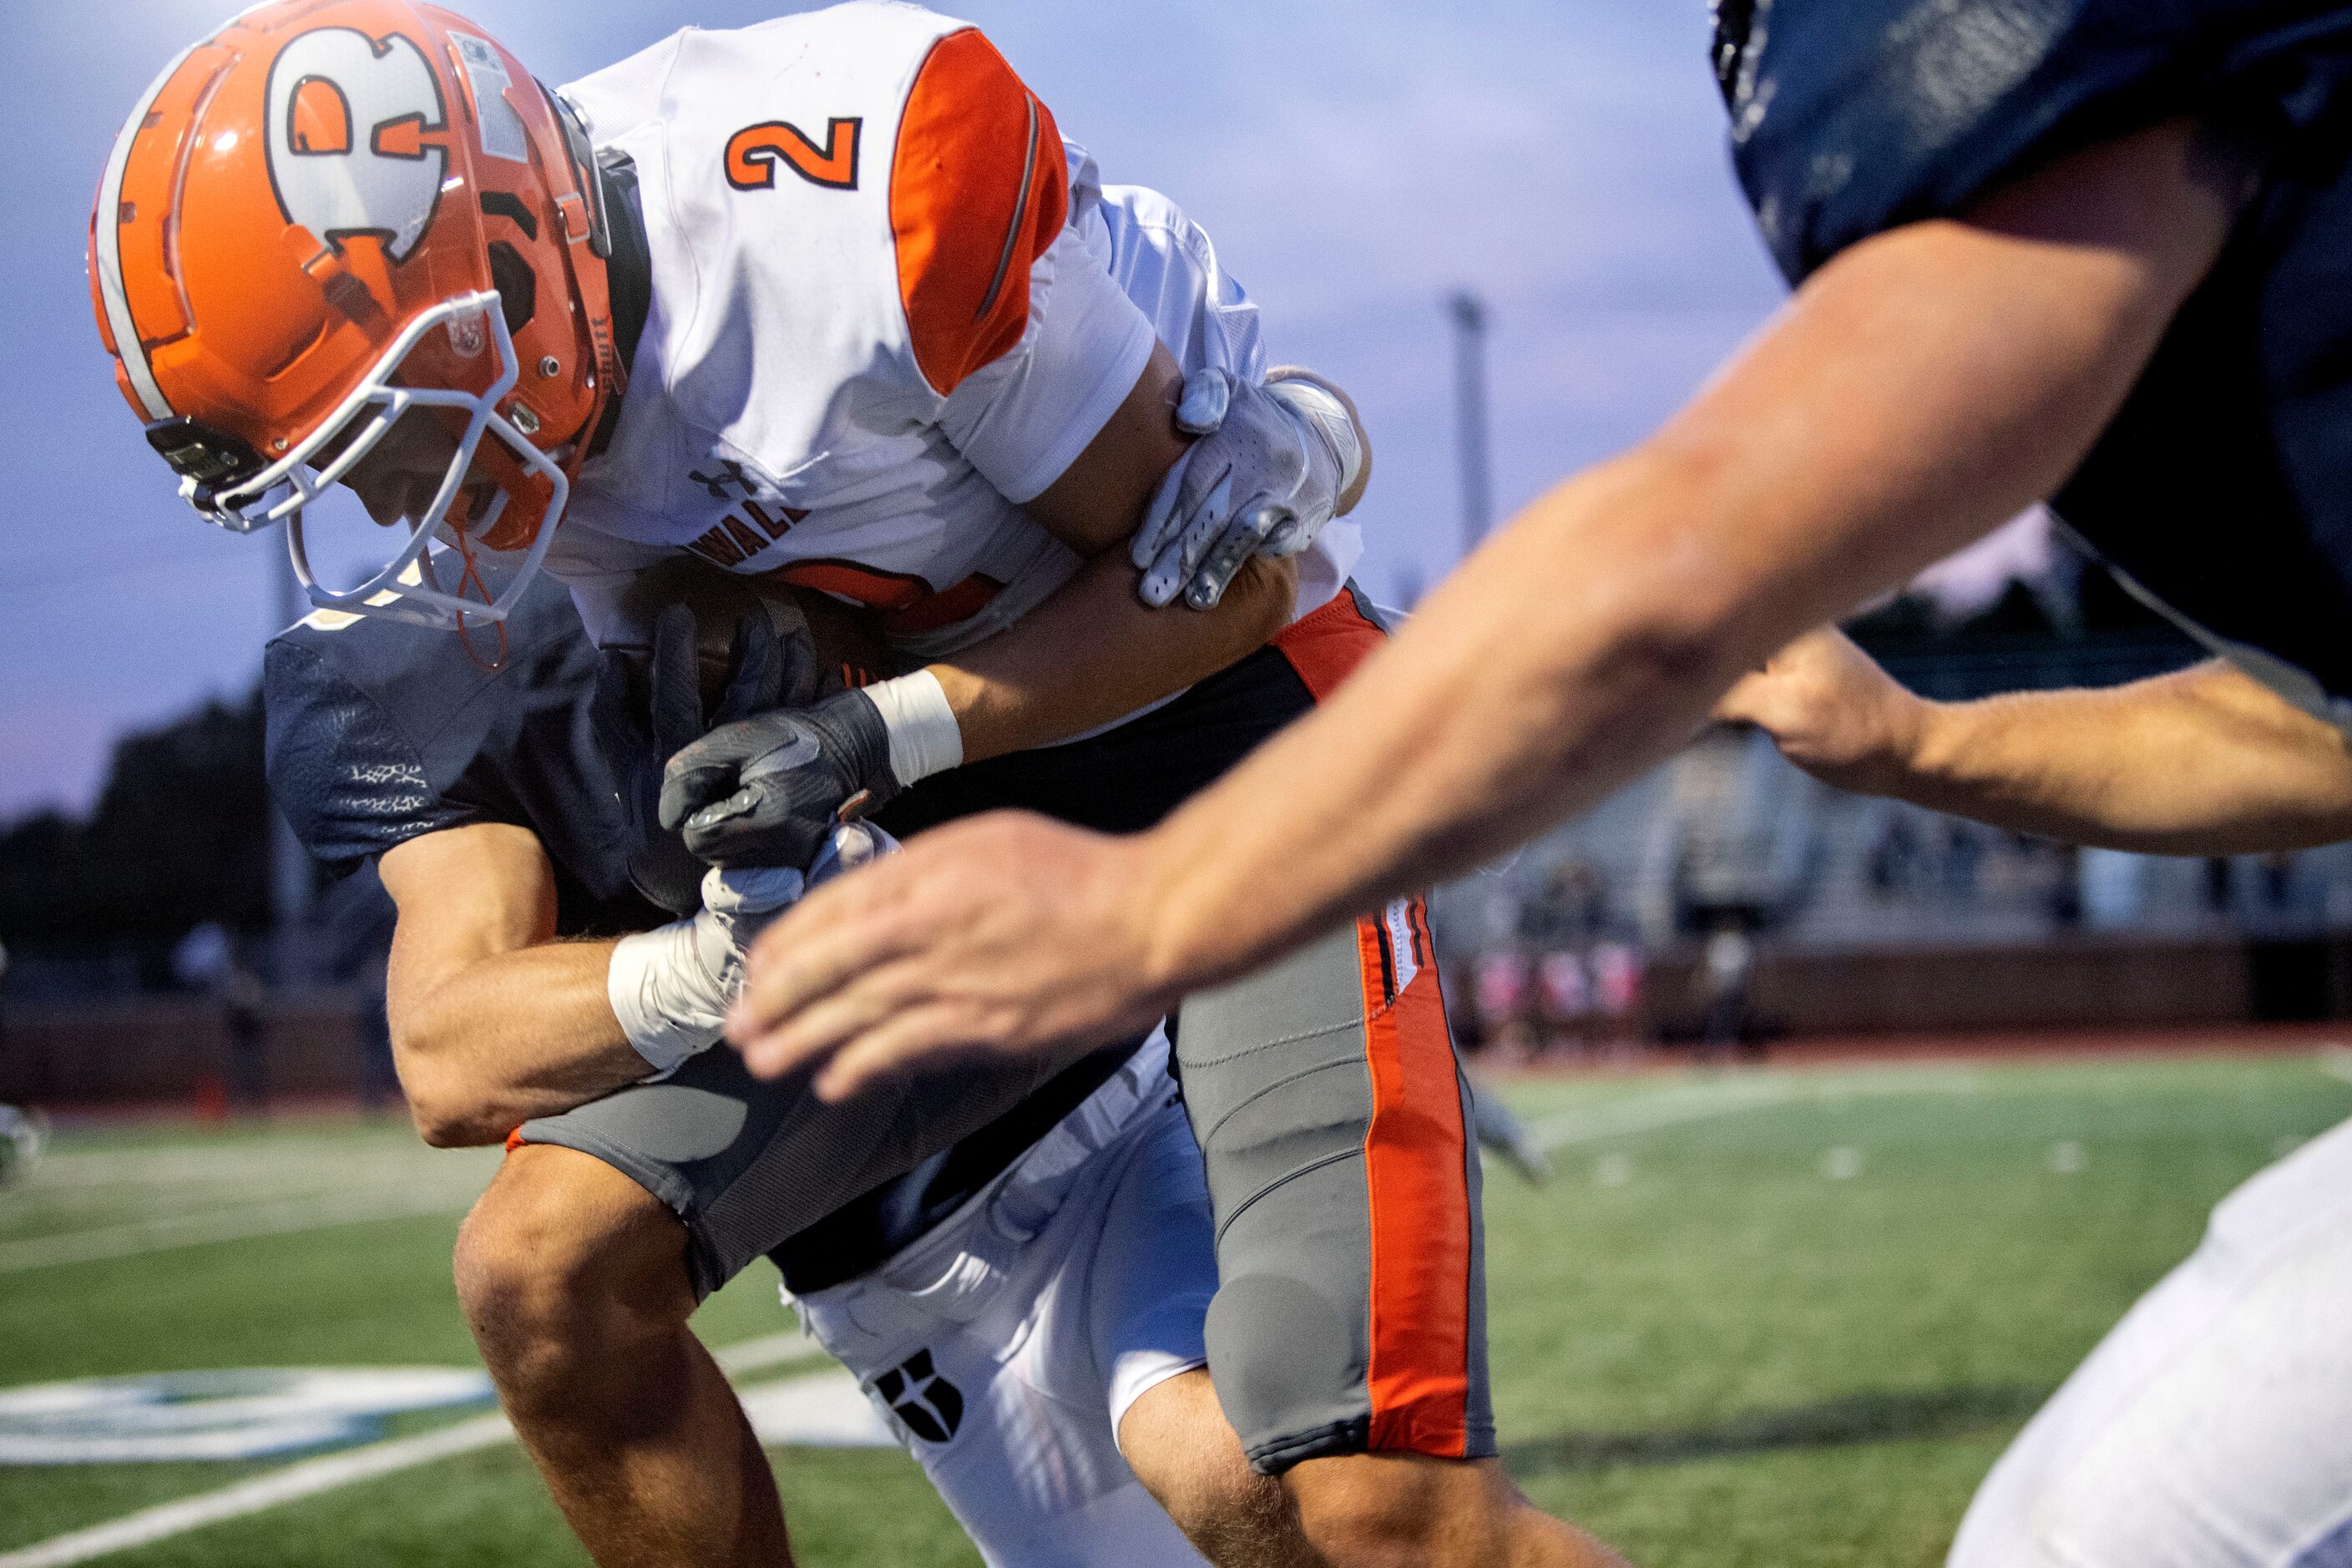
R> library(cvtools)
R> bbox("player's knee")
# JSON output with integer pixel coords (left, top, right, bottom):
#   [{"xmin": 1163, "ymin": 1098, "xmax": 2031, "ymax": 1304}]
[
  {"xmin": 453, "ymin": 1145, "xmax": 690, "ymax": 1385},
  {"xmin": 1282, "ymin": 1454, "xmax": 1513, "ymax": 1568}
]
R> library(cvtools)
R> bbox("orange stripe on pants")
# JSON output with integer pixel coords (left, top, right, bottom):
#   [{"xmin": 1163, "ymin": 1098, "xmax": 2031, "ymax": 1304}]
[
  {"xmin": 1353, "ymin": 902, "xmax": 1473, "ymax": 1457},
  {"xmin": 1278, "ymin": 589, "xmax": 1475, "ymax": 1457}
]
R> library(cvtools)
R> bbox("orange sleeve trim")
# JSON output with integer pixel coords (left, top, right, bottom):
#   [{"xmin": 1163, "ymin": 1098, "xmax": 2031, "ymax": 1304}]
[{"xmin": 889, "ymin": 28, "xmax": 1070, "ymax": 397}]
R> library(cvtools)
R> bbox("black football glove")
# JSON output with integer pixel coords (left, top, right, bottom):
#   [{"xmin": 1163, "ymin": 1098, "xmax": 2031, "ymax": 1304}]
[
  {"xmin": 659, "ymin": 687, "xmax": 901, "ymax": 871},
  {"xmin": 592, "ymin": 603, "xmax": 816, "ymax": 912}
]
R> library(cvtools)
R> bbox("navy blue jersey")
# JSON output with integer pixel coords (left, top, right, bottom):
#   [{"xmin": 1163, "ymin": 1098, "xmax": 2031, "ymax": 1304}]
[
  {"xmin": 264, "ymin": 574, "xmax": 660, "ymax": 937},
  {"xmin": 1718, "ymin": 0, "xmax": 2352, "ymax": 707}
]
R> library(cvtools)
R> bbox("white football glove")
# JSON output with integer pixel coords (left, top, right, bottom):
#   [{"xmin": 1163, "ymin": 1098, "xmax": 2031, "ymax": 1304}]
[
  {"xmin": 1131, "ymin": 366, "xmax": 1371, "ymax": 609},
  {"xmin": 606, "ymin": 822, "xmax": 897, "ymax": 1075}
]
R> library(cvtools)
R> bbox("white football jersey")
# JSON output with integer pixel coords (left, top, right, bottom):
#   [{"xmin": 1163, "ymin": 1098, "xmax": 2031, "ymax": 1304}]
[{"xmin": 550, "ymin": 1, "xmax": 1358, "ymax": 658}]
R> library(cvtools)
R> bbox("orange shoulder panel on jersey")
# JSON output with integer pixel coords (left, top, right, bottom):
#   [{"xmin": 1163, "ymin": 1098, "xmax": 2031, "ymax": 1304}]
[{"xmin": 889, "ymin": 28, "xmax": 1070, "ymax": 397}]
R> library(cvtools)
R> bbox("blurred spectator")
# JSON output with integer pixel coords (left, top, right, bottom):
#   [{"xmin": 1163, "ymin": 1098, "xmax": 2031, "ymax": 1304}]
[
  {"xmin": 1696, "ymin": 913, "xmax": 1758, "ymax": 1060},
  {"xmin": 2262, "ymin": 852, "xmax": 2296, "ymax": 911},
  {"xmin": 1535, "ymin": 948, "xmax": 1590, "ymax": 1056},
  {"xmin": 1940, "ymin": 821, "xmax": 1984, "ymax": 897},
  {"xmin": 1589, "ymin": 938, "xmax": 1645, "ymax": 1059},
  {"xmin": 2204, "ymin": 857, "xmax": 2233, "ymax": 917},
  {"xmin": 1471, "ymin": 948, "xmax": 1537, "ymax": 1062},
  {"xmin": 174, "ymin": 921, "xmax": 270, "ymax": 1110},
  {"xmin": 1869, "ymin": 815, "xmax": 1924, "ymax": 897}
]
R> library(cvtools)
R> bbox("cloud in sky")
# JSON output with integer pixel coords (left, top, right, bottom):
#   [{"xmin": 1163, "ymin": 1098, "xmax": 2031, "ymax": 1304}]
[{"xmin": 0, "ymin": 0, "xmax": 1786, "ymax": 815}]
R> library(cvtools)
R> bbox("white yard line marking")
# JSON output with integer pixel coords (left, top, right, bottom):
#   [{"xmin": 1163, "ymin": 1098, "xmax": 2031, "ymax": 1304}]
[
  {"xmin": 28, "ymin": 1146, "xmax": 488, "ymax": 1190},
  {"xmin": 711, "ymin": 1333, "xmax": 817, "ymax": 1376},
  {"xmin": 1524, "ymin": 1065, "xmax": 1991, "ymax": 1155},
  {"xmin": 0, "ymin": 1413, "xmax": 518, "ymax": 1568},
  {"xmin": 1529, "ymin": 1081, "xmax": 1795, "ymax": 1151},
  {"xmin": 0, "ymin": 1337, "xmax": 832, "ymax": 1568},
  {"xmin": 0, "ymin": 1189, "xmax": 484, "ymax": 1275}
]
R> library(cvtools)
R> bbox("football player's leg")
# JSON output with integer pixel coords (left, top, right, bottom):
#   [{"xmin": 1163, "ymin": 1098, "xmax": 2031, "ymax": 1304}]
[
  {"xmin": 1177, "ymin": 917, "xmax": 1625, "ymax": 1568},
  {"xmin": 1094, "ymin": 1093, "xmax": 1313, "ymax": 1566},
  {"xmin": 1949, "ymin": 1114, "xmax": 2352, "ymax": 1568},
  {"xmin": 454, "ymin": 1142, "xmax": 791, "ymax": 1568},
  {"xmin": 796, "ymin": 1043, "xmax": 1215, "ymax": 1566},
  {"xmin": 1120, "ymin": 1372, "xmax": 1310, "ymax": 1568}
]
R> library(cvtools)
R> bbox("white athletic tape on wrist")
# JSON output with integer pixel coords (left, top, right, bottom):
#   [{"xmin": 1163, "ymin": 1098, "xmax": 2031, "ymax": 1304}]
[
  {"xmin": 862, "ymin": 669, "xmax": 963, "ymax": 787},
  {"xmin": 608, "ymin": 919, "xmax": 727, "ymax": 1077}
]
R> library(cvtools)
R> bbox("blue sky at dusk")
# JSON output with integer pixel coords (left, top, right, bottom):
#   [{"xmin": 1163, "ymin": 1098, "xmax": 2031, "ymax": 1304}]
[{"xmin": 0, "ymin": 0, "xmax": 1785, "ymax": 816}]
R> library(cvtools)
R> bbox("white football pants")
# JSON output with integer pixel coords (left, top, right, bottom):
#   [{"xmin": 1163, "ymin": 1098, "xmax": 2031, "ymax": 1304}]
[
  {"xmin": 792, "ymin": 1030, "xmax": 1219, "ymax": 1568},
  {"xmin": 1950, "ymin": 1110, "xmax": 2352, "ymax": 1568}
]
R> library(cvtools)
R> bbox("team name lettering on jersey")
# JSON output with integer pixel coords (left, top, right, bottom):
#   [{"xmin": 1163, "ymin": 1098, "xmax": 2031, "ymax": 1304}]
[{"xmin": 725, "ymin": 118, "xmax": 862, "ymax": 191}]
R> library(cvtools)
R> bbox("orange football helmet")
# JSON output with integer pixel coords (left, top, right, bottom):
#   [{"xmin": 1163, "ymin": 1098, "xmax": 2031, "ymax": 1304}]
[{"xmin": 89, "ymin": 0, "xmax": 625, "ymax": 627}]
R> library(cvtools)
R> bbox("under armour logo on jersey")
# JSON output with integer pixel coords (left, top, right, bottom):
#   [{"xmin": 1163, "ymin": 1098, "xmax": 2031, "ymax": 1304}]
[
  {"xmin": 265, "ymin": 28, "xmax": 448, "ymax": 263},
  {"xmin": 873, "ymin": 1349, "xmax": 963, "ymax": 1444},
  {"xmin": 690, "ymin": 460, "xmax": 757, "ymax": 501},
  {"xmin": 725, "ymin": 118, "xmax": 862, "ymax": 191}
]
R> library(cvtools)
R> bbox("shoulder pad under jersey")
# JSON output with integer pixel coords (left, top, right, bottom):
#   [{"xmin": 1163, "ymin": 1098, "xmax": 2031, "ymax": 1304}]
[{"xmin": 1719, "ymin": 0, "xmax": 2352, "ymax": 284}]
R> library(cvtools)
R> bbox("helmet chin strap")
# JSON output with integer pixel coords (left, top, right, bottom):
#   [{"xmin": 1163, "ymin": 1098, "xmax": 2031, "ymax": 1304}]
[{"xmin": 420, "ymin": 514, "xmax": 513, "ymax": 673}]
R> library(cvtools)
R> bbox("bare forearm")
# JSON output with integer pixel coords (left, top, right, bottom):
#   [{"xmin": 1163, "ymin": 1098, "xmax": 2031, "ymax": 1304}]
[
  {"xmin": 1128, "ymin": 121, "xmax": 2240, "ymax": 994},
  {"xmin": 391, "ymin": 938, "xmax": 641, "ymax": 1146},
  {"xmin": 928, "ymin": 550, "xmax": 1295, "ymax": 764},
  {"xmin": 1898, "ymin": 663, "xmax": 2352, "ymax": 853},
  {"xmin": 1135, "ymin": 453, "xmax": 1794, "ymax": 986}
]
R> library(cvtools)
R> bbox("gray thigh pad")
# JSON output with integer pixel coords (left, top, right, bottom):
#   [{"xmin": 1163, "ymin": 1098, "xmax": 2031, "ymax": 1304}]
[
  {"xmin": 1178, "ymin": 924, "xmax": 1382, "ymax": 1470},
  {"xmin": 519, "ymin": 1045, "xmax": 1062, "ymax": 1298}
]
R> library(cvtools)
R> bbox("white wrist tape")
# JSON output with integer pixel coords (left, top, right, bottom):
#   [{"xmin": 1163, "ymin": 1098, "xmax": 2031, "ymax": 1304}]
[
  {"xmin": 862, "ymin": 668, "xmax": 964, "ymax": 787},
  {"xmin": 607, "ymin": 919, "xmax": 728, "ymax": 1077}
]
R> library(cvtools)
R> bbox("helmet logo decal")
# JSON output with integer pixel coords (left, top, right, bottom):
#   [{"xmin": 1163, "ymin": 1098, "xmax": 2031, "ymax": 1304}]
[
  {"xmin": 265, "ymin": 28, "xmax": 448, "ymax": 263},
  {"xmin": 289, "ymin": 78, "xmax": 353, "ymax": 154}
]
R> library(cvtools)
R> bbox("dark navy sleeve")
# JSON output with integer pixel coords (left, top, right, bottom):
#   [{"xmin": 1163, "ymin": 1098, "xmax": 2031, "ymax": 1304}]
[
  {"xmin": 1721, "ymin": 0, "xmax": 2352, "ymax": 284},
  {"xmin": 265, "ymin": 636, "xmax": 473, "ymax": 869},
  {"xmin": 263, "ymin": 577, "xmax": 657, "ymax": 934}
]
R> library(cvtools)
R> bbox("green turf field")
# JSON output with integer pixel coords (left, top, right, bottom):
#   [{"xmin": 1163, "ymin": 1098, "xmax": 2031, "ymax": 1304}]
[{"xmin": 3, "ymin": 1047, "xmax": 2348, "ymax": 1565}]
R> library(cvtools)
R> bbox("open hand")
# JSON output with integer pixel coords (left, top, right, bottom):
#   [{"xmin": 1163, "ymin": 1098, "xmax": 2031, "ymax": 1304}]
[{"xmin": 725, "ymin": 812, "xmax": 1174, "ymax": 1099}]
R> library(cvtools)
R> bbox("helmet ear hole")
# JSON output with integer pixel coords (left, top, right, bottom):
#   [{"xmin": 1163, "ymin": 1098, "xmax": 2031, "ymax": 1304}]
[{"xmin": 486, "ymin": 241, "xmax": 536, "ymax": 337}]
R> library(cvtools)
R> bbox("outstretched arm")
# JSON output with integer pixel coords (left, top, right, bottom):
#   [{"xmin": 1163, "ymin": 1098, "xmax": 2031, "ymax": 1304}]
[
  {"xmin": 1717, "ymin": 629, "xmax": 2352, "ymax": 854},
  {"xmin": 722, "ymin": 117, "xmax": 2252, "ymax": 1095}
]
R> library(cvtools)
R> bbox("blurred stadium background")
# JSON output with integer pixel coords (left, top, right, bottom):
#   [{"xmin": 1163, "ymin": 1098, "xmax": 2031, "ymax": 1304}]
[{"xmin": 8, "ymin": 1, "xmax": 2352, "ymax": 1565}]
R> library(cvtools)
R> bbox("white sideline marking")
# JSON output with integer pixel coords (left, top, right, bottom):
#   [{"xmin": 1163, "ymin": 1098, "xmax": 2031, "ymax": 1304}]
[
  {"xmin": 0, "ymin": 1190, "xmax": 480, "ymax": 1275},
  {"xmin": 0, "ymin": 1337, "xmax": 832, "ymax": 1568},
  {"xmin": 2319, "ymin": 1049, "xmax": 2352, "ymax": 1086}
]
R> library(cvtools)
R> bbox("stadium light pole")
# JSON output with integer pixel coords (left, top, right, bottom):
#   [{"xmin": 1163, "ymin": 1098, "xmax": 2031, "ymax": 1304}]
[{"xmin": 1448, "ymin": 290, "xmax": 1495, "ymax": 559}]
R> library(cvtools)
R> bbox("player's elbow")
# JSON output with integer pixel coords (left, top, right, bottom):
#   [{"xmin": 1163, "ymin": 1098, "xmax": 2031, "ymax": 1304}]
[
  {"xmin": 389, "ymin": 1035, "xmax": 507, "ymax": 1148},
  {"xmin": 407, "ymin": 1090, "xmax": 506, "ymax": 1150},
  {"xmin": 1577, "ymin": 448, "xmax": 1803, "ymax": 701}
]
